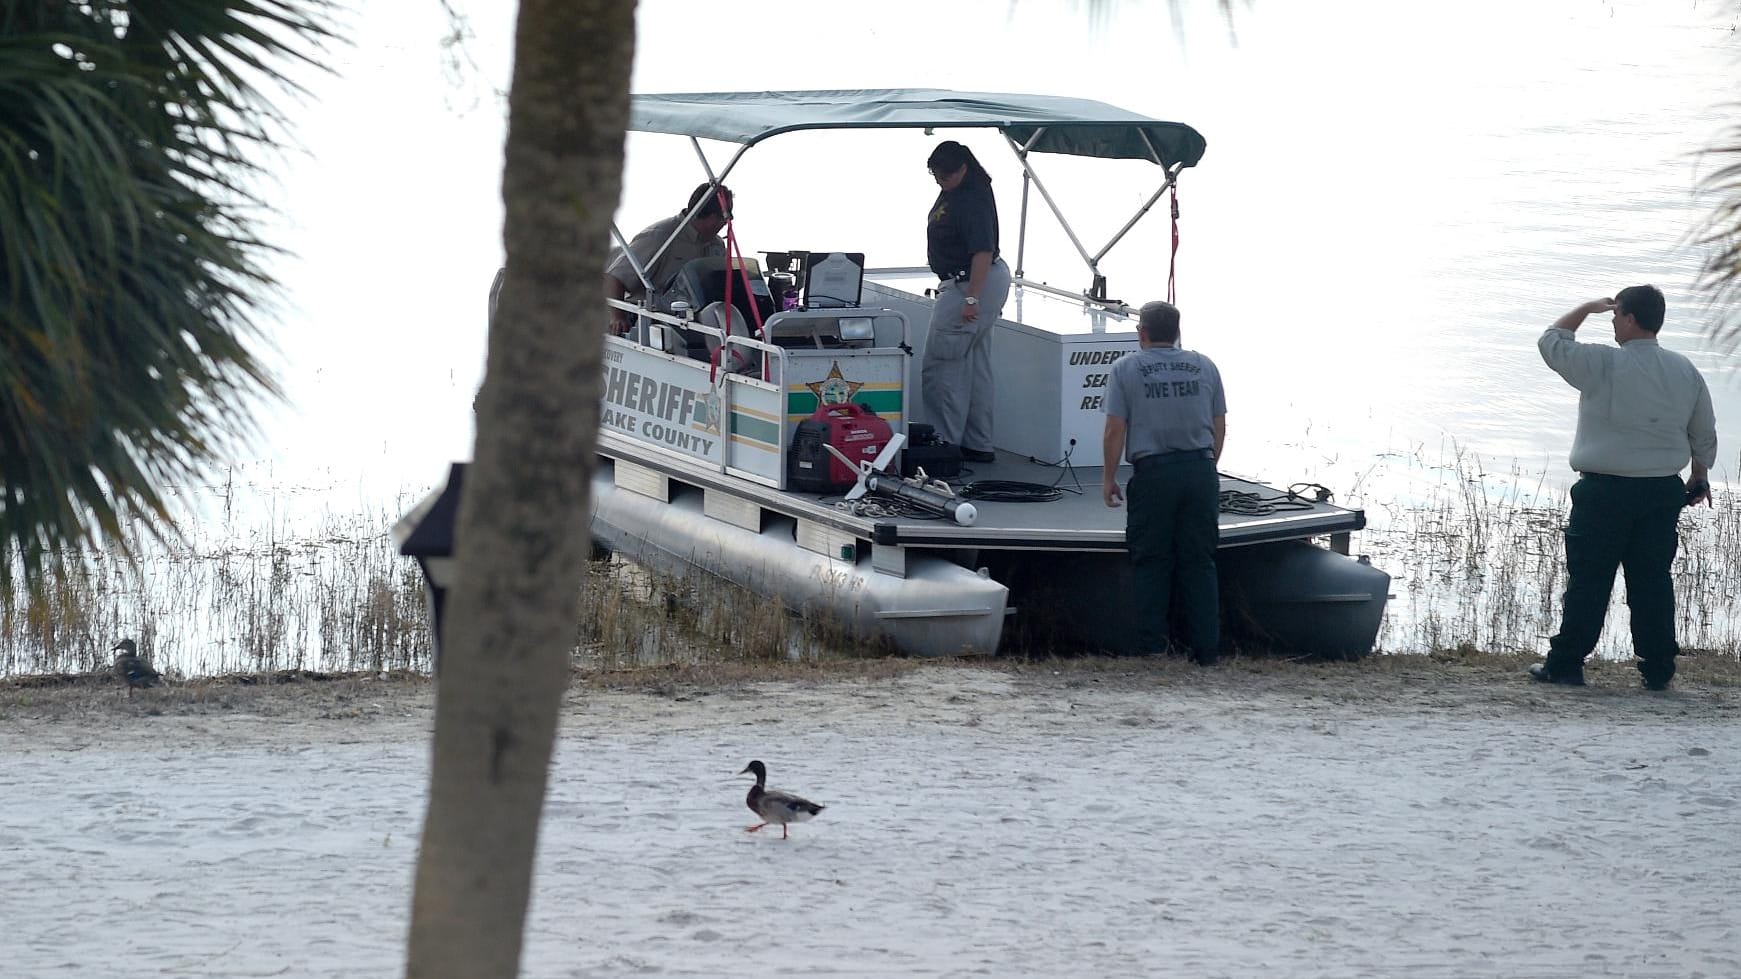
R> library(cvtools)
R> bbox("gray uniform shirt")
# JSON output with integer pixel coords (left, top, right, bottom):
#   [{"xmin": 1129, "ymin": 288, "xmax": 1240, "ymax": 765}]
[
  {"xmin": 605, "ymin": 213, "xmax": 724, "ymax": 308},
  {"xmin": 1103, "ymin": 346, "xmax": 1227, "ymax": 462},
  {"xmin": 1539, "ymin": 328, "xmax": 1717, "ymax": 477}
]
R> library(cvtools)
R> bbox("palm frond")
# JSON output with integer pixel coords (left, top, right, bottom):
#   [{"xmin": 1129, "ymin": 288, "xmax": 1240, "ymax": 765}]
[
  {"xmin": 1071, "ymin": 0, "xmax": 1249, "ymax": 43},
  {"xmin": 0, "ymin": 1, "xmax": 337, "ymax": 599},
  {"xmin": 1696, "ymin": 116, "xmax": 1741, "ymax": 350}
]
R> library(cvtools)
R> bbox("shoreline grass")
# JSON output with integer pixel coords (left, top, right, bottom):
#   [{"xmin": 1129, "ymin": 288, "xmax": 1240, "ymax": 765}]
[
  {"xmin": 0, "ymin": 501, "xmax": 433, "ymax": 680},
  {"xmin": 6, "ymin": 448, "xmax": 1740, "ymax": 681},
  {"xmin": 1355, "ymin": 443, "xmax": 1741, "ymax": 660}
]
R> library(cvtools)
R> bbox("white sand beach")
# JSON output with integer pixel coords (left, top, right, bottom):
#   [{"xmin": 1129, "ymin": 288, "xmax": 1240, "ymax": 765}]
[{"xmin": 2, "ymin": 656, "xmax": 1738, "ymax": 978}]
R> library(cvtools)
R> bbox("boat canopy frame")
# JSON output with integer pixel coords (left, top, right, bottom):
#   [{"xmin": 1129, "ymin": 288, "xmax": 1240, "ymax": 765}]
[{"xmin": 616, "ymin": 89, "xmax": 1207, "ymax": 305}]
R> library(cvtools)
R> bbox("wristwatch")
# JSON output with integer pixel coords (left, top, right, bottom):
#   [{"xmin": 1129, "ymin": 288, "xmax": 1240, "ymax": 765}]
[{"xmin": 964, "ymin": 296, "xmax": 979, "ymax": 306}]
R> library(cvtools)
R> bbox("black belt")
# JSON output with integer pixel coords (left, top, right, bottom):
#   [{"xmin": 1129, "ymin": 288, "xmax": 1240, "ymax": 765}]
[
  {"xmin": 1579, "ymin": 472, "xmax": 1678, "ymax": 481},
  {"xmin": 936, "ymin": 257, "xmax": 1004, "ymax": 283},
  {"xmin": 1134, "ymin": 448, "xmax": 1214, "ymax": 470}
]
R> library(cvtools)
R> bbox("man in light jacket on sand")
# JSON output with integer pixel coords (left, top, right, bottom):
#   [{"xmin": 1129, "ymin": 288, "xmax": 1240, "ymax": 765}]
[{"xmin": 1532, "ymin": 285, "xmax": 1717, "ymax": 691}]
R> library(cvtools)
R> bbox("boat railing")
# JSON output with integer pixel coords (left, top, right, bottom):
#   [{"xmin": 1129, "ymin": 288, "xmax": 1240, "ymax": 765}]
[
  {"xmin": 606, "ymin": 298, "xmax": 795, "ymax": 383},
  {"xmin": 600, "ymin": 296, "xmax": 920, "ymax": 491},
  {"xmin": 1009, "ymin": 278, "xmax": 1137, "ymax": 315},
  {"xmin": 722, "ymin": 333, "xmax": 785, "ymax": 386},
  {"xmin": 864, "ymin": 267, "xmax": 1137, "ymax": 316},
  {"xmin": 600, "ymin": 300, "xmax": 793, "ymax": 488},
  {"xmin": 603, "ymin": 298, "xmax": 722, "ymax": 356}
]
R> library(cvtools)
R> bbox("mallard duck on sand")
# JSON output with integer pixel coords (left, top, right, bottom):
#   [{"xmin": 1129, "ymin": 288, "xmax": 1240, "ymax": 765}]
[
  {"xmin": 739, "ymin": 760, "xmax": 824, "ymax": 839},
  {"xmin": 112, "ymin": 638, "xmax": 161, "ymax": 694}
]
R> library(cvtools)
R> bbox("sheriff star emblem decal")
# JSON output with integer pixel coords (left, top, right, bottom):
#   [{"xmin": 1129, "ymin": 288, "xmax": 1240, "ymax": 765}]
[
  {"xmin": 692, "ymin": 391, "xmax": 723, "ymax": 434},
  {"xmin": 805, "ymin": 361, "xmax": 863, "ymax": 406}
]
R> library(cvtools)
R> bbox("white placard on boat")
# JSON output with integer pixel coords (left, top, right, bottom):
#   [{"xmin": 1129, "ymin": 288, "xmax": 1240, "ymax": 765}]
[{"xmin": 601, "ymin": 339, "xmax": 727, "ymax": 467}]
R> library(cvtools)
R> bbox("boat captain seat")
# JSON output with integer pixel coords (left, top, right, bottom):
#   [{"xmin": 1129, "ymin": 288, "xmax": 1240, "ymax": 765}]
[
  {"xmin": 697, "ymin": 301, "xmax": 760, "ymax": 374},
  {"xmin": 666, "ymin": 257, "xmax": 774, "ymax": 322},
  {"xmin": 663, "ymin": 256, "xmax": 774, "ymax": 364}
]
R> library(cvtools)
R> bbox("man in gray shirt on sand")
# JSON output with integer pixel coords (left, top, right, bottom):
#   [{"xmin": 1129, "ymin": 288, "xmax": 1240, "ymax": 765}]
[
  {"xmin": 1532, "ymin": 285, "xmax": 1717, "ymax": 690},
  {"xmin": 1102, "ymin": 301, "xmax": 1227, "ymax": 665}
]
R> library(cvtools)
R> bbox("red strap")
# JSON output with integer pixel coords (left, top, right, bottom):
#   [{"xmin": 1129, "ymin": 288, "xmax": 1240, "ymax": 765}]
[
  {"xmin": 1167, "ymin": 184, "xmax": 1180, "ymax": 304},
  {"xmin": 715, "ymin": 186, "xmax": 771, "ymax": 381}
]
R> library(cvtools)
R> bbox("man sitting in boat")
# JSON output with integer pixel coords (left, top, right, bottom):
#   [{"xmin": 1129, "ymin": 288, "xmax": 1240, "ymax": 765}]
[{"xmin": 603, "ymin": 182, "xmax": 734, "ymax": 335}]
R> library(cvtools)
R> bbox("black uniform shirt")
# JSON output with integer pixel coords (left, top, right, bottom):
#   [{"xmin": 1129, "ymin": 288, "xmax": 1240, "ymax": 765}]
[{"xmin": 926, "ymin": 181, "xmax": 1000, "ymax": 278}]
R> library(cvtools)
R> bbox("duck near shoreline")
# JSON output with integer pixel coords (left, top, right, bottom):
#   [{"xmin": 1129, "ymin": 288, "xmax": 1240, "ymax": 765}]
[
  {"xmin": 739, "ymin": 760, "xmax": 824, "ymax": 840},
  {"xmin": 111, "ymin": 639, "xmax": 161, "ymax": 695}
]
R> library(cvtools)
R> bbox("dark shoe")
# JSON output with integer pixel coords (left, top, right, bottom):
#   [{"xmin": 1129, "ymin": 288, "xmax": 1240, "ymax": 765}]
[
  {"xmin": 961, "ymin": 448, "xmax": 997, "ymax": 463},
  {"xmin": 1528, "ymin": 663, "xmax": 1585, "ymax": 686},
  {"xmin": 1193, "ymin": 652, "xmax": 1220, "ymax": 667},
  {"xmin": 1642, "ymin": 676, "xmax": 1672, "ymax": 692}
]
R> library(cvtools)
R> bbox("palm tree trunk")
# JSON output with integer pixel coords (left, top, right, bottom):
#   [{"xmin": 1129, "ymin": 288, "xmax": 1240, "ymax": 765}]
[{"xmin": 405, "ymin": 1, "xmax": 635, "ymax": 976}]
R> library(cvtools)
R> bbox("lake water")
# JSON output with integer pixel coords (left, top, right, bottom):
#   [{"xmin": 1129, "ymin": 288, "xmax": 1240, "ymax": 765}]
[
  {"xmin": 258, "ymin": 0, "xmax": 1738, "ymax": 503},
  {"xmin": 11, "ymin": 0, "xmax": 1741, "ymax": 673}
]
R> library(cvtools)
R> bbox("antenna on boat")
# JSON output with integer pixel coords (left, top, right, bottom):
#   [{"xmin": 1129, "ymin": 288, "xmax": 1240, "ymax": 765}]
[{"xmin": 823, "ymin": 434, "xmax": 979, "ymax": 527}]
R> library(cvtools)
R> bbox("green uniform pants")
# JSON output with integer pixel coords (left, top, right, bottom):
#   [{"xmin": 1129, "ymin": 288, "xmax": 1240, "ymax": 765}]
[
  {"xmin": 1126, "ymin": 456, "xmax": 1220, "ymax": 659},
  {"xmin": 1546, "ymin": 473, "xmax": 1684, "ymax": 686}
]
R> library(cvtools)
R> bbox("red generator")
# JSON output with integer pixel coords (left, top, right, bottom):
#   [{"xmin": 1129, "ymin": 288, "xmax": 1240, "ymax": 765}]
[{"xmin": 787, "ymin": 402, "xmax": 894, "ymax": 494}]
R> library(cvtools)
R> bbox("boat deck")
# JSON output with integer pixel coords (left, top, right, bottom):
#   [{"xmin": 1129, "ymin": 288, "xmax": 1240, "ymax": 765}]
[{"xmin": 599, "ymin": 432, "xmax": 1362, "ymax": 552}]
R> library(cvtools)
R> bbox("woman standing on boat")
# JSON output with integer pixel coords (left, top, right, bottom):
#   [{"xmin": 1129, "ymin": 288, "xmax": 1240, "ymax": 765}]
[{"xmin": 922, "ymin": 141, "xmax": 1011, "ymax": 464}]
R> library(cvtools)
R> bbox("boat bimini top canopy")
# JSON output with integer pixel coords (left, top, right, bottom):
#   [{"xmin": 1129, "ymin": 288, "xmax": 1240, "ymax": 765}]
[
  {"xmin": 629, "ymin": 89, "xmax": 1206, "ymax": 168},
  {"xmin": 620, "ymin": 89, "xmax": 1209, "ymax": 302}
]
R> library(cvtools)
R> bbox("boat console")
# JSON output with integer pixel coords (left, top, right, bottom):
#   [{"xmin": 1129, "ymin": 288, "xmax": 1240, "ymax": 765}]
[{"xmin": 602, "ymin": 255, "xmax": 911, "ymax": 493}]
